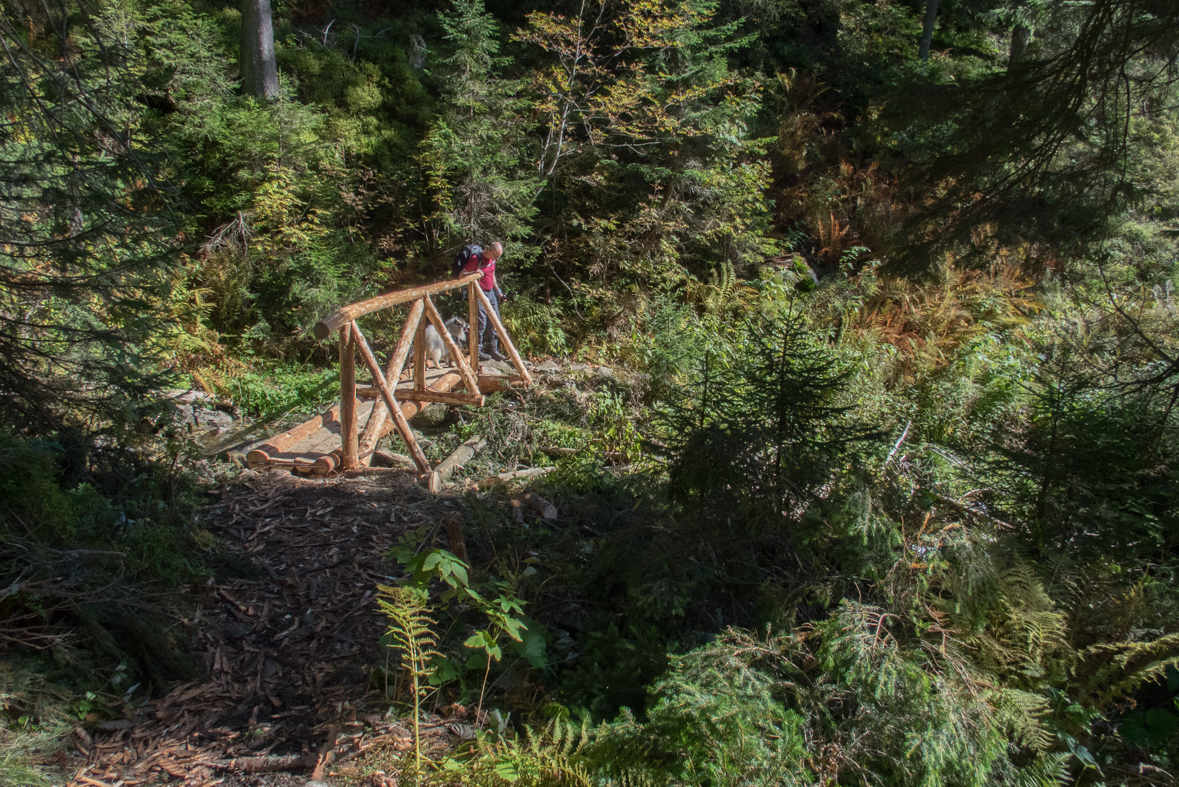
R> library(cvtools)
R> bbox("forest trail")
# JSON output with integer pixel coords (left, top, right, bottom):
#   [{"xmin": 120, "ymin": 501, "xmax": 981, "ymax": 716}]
[{"xmin": 63, "ymin": 470, "xmax": 470, "ymax": 787}]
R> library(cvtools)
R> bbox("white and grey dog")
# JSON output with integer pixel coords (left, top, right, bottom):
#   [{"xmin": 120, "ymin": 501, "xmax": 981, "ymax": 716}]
[{"xmin": 418, "ymin": 316, "xmax": 469, "ymax": 368}]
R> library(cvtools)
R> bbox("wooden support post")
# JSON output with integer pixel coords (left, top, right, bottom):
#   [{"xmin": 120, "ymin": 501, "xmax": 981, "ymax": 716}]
[
  {"xmin": 423, "ymin": 295, "xmax": 482, "ymax": 398},
  {"xmin": 350, "ymin": 322, "xmax": 431, "ymax": 476},
  {"xmin": 479, "ymin": 466, "xmax": 557, "ymax": 488},
  {"xmin": 468, "ymin": 281, "xmax": 479, "ymax": 370},
  {"xmin": 414, "ymin": 304, "xmax": 426, "ymax": 391},
  {"xmin": 370, "ymin": 372, "xmax": 463, "ymax": 449},
  {"xmin": 358, "ymin": 299, "xmax": 424, "ymax": 465},
  {"xmin": 473, "ymin": 286, "xmax": 532, "ymax": 385},
  {"xmin": 339, "ymin": 324, "xmax": 359, "ymax": 469}
]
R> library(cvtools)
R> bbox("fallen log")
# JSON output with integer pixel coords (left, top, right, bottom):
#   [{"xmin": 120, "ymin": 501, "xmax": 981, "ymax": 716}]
[
  {"xmin": 538, "ymin": 445, "xmax": 627, "ymax": 463},
  {"xmin": 480, "ymin": 466, "xmax": 556, "ymax": 488},
  {"xmin": 478, "ymin": 374, "xmax": 527, "ymax": 393},
  {"xmin": 311, "ymin": 448, "xmax": 344, "ymax": 476},
  {"xmin": 371, "ymin": 450, "xmax": 414, "ymax": 468},
  {"xmin": 221, "ymin": 431, "xmax": 276, "ymax": 464},
  {"xmin": 208, "ymin": 753, "xmax": 320, "ymax": 772},
  {"xmin": 435, "ymin": 436, "xmax": 486, "ymax": 484},
  {"xmin": 394, "ymin": 388, "xmax": 484, "ymax": 406}
]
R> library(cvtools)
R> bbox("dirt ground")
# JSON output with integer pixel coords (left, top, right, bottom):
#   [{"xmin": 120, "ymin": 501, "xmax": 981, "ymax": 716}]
[{"xmin": 61, "ymin": 468, "xmax": 476, "ymax": 787}]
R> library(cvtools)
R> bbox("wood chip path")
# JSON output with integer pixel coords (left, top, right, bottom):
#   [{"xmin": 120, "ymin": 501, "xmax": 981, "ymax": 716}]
[{"xmin": 63, "ymin": 470, "xmax": 472, "ymax": 787}]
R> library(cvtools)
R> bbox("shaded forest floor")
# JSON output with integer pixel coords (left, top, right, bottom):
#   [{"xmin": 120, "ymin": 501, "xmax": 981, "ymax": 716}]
[{"xmin": 62, "ymin": 469, "xmax": 478, "ymax": 787}]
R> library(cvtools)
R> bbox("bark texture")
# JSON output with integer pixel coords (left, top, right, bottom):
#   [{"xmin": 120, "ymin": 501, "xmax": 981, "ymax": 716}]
[
  {"xmin": 1009, "ymin": 24, "xmax": 1032, "ymax": 68},
  {"xmin": 241, "ymin": 0, "xmax": 279, "ymax": 100},
  {"xmin": 919, "ymin": 0, "xmax": 939, "ymax": 60}
]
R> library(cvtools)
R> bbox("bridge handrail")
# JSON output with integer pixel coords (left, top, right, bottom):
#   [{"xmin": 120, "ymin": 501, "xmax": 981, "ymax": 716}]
[{"xmin": 314, "ymin": 272, "xmax": 481, "ymax": 340}]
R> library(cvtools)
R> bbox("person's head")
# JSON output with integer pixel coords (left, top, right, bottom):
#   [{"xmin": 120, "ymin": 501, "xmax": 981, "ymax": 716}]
[{"xmin": 486, "ymin": 241, "xmax": 504, "ymax": 260}]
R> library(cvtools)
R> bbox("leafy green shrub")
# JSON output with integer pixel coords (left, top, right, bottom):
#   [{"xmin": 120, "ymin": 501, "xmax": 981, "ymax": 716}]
[
  {"xmin": 200, "ymin": 364, "xmax": 338, "ymax": 419},
  {"xmin": 501, "ymin": 295, "xmax": 570, "ymax": 357}
]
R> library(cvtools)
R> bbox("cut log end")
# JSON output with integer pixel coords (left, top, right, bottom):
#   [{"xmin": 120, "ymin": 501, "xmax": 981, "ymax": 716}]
[
  {"xmin": 245, "ymin": 448, "xmax": 272, "ymax": 469},
  {"xmin": 523, "ymin": 492, "xmax": 558, "ymax": 520}
]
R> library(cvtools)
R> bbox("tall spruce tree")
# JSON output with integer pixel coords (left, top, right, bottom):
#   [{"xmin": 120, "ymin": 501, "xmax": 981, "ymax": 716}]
[{"xmin": 420, "ymin": 0, "xmax": 538, "ymax": 259}]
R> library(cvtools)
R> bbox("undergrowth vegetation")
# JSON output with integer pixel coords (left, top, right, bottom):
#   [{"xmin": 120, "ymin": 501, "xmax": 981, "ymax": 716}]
[{"xmin": 364, "ymin": 260, "xmax": 1179, "ymax": 784}]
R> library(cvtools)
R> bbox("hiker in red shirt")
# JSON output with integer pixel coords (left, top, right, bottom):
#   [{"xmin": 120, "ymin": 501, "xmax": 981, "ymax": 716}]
[{"xmin": 461, "ymin": 241, "xmax": 507, "ymax": 361}]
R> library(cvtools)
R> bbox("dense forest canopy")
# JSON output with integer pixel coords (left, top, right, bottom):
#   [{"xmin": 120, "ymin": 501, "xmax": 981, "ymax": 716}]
[{"xmin": 2, "ymin": 0, "xmax": 1179, "ymax": 784}]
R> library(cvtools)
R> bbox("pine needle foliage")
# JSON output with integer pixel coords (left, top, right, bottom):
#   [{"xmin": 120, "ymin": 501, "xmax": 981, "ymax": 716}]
[
  {"xmin": 804, "ymin": 602, "xmax": 1009, "ymax": 787},
  {"xmin": 610, "ymin": 631, "xmax": 810, "ymax": 787},
  {"xmin": 656, "ymin": 340, "xmax": 740, "ymax": 507},
  {"xmin": 581, "ymin": 619, "xmax": 1045, "ymax": 787},
  {"xmin": 984, "ymin": 350, "xmax": 1177, "ymax": 558},
  {"xmin": 0, "ymin": 0, "xmax": 178, "ymax": 432},
  {"xmin": 894, "ymin": 0, "xmax": 1179, "ymax": 267}
]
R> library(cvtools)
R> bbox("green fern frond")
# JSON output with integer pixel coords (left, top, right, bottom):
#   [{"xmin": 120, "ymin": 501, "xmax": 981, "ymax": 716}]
[
  {"xmin": 992, "ymin": 688, "xmax": 1053, "ymax": 752},
  {"xmin": 378, "ymin": 588, "xmax": 441, "ymax": 672},
  {"xmin": 377, "ymin": 584, "xmax": 442, "ymax": 776},
  {"xmin": 455, "ymin": 717, "xmax": 595, "ymax": 786},
  {"xmin": 1074, "ymin": 632, "xmax": 1179, "ymax": 707}
]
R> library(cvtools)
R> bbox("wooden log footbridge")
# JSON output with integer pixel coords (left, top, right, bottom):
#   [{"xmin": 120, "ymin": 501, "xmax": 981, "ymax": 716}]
[{"xmin": 245, "ymin": 273, "xmax": 531, "ymax": 490}]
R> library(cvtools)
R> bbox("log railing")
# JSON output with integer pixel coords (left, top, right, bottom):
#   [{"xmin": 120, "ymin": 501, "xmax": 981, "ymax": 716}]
[{"xmin": 313, "ymin": 273, "xmax": 533, "ymax": 489}]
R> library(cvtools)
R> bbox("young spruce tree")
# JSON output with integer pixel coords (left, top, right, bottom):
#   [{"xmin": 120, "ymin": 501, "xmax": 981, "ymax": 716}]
[{"xmin": 662, "ymin": 314, "xmax": 882, "ymax": 528}]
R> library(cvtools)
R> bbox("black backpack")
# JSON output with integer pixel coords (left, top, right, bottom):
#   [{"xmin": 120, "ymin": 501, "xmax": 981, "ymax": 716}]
[{"xmin": 451, "ymin": 244, "xmax": 482, "ymax": 277}]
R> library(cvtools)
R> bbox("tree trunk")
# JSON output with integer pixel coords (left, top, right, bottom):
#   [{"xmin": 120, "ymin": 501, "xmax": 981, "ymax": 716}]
[
  {"xmin": 919, "ymin": 0, "xmax": 938, "ymax": 60},
  {"xmin": 1008, "ymin": 24, "xmax": 1031, "ymax": 68},
  {"xmin": 241, "ymin": 0, "xmax": 279, "ymax": 100}
]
